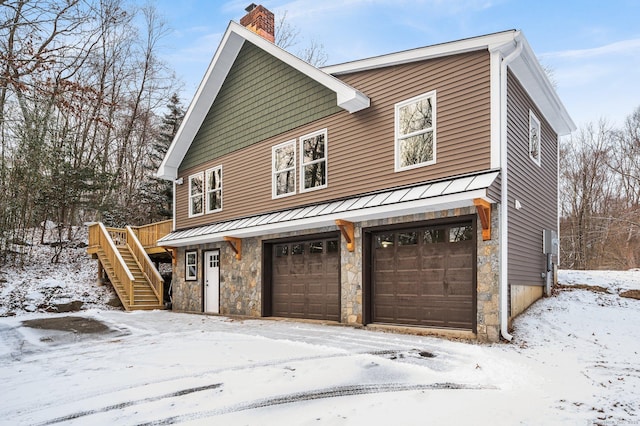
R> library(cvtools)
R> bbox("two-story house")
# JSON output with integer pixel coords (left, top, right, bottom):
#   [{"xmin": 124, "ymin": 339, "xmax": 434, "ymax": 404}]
[{"xmin": 156, "ymin": 4, "xmax": 575, "ymax": 342}]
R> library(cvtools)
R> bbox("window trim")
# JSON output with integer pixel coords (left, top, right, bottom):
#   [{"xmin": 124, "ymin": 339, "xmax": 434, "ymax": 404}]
[
  {"xmin": 272, "ymin": 139, "xmax": 297, "ymax": 199},
  {"xmin": 205, "ymin": 165, "xmax": 223, "ymax": 214},
  {"xmin": 188, "ymin": 172, "xmax": 204, "ymax": 218},
  {"xmin": 299, "ymin": 128, "xmax": 328, "ymax": 193},
  {"xmin": 394, "ymin": 90, "xmax": 437, "ymax": 172},
  {"xmin": 185, "ymin": 250, "xmax": 198, "ymax": 281},
  {"xmin": 529, "ymin": 110, "xmax": 541, "ymax": 166}
]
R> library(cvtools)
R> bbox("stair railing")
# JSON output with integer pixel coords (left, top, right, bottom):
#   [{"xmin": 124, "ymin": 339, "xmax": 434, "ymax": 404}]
[
  {"xmin": 132, "ymin": 220, "xmax": 173, "ymax": 249},
  {"xmin": 94, "ymin": 222, "xmax": 136, "ymax": 306},
  {"xmin": 126, "ymin": 226, "xmax": 164, "ymax": 305}
]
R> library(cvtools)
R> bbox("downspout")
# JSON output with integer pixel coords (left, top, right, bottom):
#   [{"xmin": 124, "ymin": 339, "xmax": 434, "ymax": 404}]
[
  {"xmin": 499, "ymin": 36, "xmax": 523, "ymax": 342},
  {"xmin": 172, "ymin": 181, "xmax": 177, "ymax": 231}
]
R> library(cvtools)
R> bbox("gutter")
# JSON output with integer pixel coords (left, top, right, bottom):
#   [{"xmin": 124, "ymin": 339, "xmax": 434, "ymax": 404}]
[{"xmin": 499, "ymin": 36, "xmax": 523, "ymax": 342}]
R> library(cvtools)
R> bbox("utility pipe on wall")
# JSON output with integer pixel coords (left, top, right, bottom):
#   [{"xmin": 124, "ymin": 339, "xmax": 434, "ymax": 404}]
[{"xmin": 499, "ymin": 35, "xmax": 523, "ymax": 342}]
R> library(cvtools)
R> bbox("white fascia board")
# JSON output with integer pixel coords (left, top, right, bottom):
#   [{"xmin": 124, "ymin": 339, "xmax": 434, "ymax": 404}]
[
  {"xmin": 156, "ymin": 23, "xmax": 370, "ymax": 180},
  {"xmin": 157, "ymin": 24, "xmax": 245, "ymax": 180},
  {"xmin": 497, "ymin": 33, "xmax": 576, "ymax": 136},
  {"xmin": 158, "ymin": 189, "xmax": 487, "ymax": 247},
  {"xmin": 322, "ymin": 31, "xmax": 517, "ymax": 75},
  {"xmin": 231, "ymin": 22, "xmax": 369, "ymax": 112}
]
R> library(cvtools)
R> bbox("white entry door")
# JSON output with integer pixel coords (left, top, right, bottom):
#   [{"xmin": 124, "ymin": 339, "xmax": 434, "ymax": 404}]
[{"xmin": 204, "ymin": 250, "xmax": 220, "ymax": 313}]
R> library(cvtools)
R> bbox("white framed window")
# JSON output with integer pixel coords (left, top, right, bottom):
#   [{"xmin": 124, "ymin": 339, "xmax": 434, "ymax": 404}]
[
  {"xmin": 395, "ymin": 91, "xmax": 436, "ymax": 171},
  {"xmin": 188, "ymin": 173, "xmax": 204, "ymax": 217},
  {"xmin": 300, "ymin": 129, "xmax": 328, "ymax": 192},
  {"xmin": 272, "ymin": 140, "xmax": 296, "ymax": 198},
  {"xmin": 185, "ymin": 251, "xmax": 197, "ymax": 281},
  {"xmin": 529, "ymin": 110, "xmax": 541, "ymax": 166},
  {"xmin": 205, "ymin": 166, "xmax": 222, "ymax": 213}
]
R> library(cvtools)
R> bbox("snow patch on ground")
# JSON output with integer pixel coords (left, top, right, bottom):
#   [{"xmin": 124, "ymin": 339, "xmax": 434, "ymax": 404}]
[
  {"xmin": 0, "ymin": 227, "xmax": 117, "ymax": 316},
  {"xmin": 1, "ymin": 234, "xmax": 639, "ymax": 424}
]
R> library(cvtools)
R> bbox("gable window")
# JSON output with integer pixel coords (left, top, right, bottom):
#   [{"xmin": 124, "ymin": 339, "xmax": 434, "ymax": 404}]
[
  {"xmin": 189, "ymin": 173, "xmax": 204, "ymax": 217},
  {"xmin": 529, "ymin": 110, "xmax": 541, "ymax": 166},
  {"xmin": 206, "ymin": 166, "xmax": 222, "ymax": 213},
  {"xmin": 300, "ymin": 129, "xmax": 327, "ymax": 192},
  {"xmin": 395, "ymin": 91, "xmax": 436, "ymax": 171},
  {"xmin": 272, "ymin": 140, "xmax": 296, "ymax": 198},
  {"xmin": 185, "ymin": 251, "xmax": 197, "ymax": 280}
]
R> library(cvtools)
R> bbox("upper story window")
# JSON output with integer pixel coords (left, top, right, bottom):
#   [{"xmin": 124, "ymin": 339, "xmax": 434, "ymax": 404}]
[
  {"xmin": 529, "ymin": 110, "xmax": 541, "ymax": 166},
  {"xmin": 189, "ymin": 173, "xmax": 204, "ymax": 217},
  {"xmin": 300, "ymin": 129, "xmax": 327, "ymax": 192},
  {"xmin": 206, "ymin": 166, "xmax": 222, "ymax": 213},
  {"xmin": 395, "ymin": 91, "xmax": 436, "ymax": 171},
  {"xmin": 272, "ymin": 140, "xmax": 296, "ymax": 198}
]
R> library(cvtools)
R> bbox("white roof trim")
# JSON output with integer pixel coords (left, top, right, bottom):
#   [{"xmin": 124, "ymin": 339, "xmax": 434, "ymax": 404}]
[
  {"xmin": 157, "ymin": 21, "xmax": 370, "ymax": 180},
  {"xmin": 322, "ymin": 31, "xmax": 518, "ymax": 75},
  {"xmin": 500, "ymin": 33, "xmax": 576, "ymax": 135},
  {"xmin": 158, "ymin": 171, "xmax": 499, "ymax": 247},
  {"xmin": 323, "ymin": 30, "xmax": 575, "ymax": 136}
]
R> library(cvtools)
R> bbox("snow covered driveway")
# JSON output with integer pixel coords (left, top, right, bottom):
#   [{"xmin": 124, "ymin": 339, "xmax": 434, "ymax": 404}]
[{"xmin": 1, "ymin": 278, "xmax": 639, "ymax": 425}]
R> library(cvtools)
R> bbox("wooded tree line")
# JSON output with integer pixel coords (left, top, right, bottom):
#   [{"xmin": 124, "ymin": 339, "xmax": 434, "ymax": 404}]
[
  {"xmin": 560, "ymin": 107, "xmax": 640, "ymax": 270},
  {"xmin": 0, "ymin": 0, "xmax": 181, "ymax": 263},
  {"xmin": 0, "ymin": 1, "xmax": 637, "ymax": 270}
]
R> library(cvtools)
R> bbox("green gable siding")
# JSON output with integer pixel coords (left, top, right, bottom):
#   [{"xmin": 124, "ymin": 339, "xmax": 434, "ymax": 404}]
[{"xmin": 180, "ymin": 42, "xmax": 342, "ymax": 172}]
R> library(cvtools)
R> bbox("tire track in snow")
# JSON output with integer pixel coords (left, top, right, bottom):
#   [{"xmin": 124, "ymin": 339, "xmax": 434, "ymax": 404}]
[
  {"xmin": 143, "ymin": 382, "xmax": 496, "ymax": 425},
  {"xmin": 37, "ymin": 383, "xmax": 223, "ymax": 425}
]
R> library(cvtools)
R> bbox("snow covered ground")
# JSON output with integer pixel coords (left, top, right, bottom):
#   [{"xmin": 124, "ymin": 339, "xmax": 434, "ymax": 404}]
[{"xmin": 0, "ymin": 239, "xmax": 639, "ymax": 425}]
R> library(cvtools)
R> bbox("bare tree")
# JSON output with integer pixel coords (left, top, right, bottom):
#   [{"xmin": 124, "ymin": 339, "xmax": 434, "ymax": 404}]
[
  {"xmin": 559, "ymin": 120, "xmax": 614, "ymax": 269},
  {"xmin": 275, "ymin": 10, "xmax": 328, "ymax": 66}
]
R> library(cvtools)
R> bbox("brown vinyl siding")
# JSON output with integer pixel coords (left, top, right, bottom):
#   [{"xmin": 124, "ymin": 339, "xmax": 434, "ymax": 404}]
[
  {"xmin": 176, "ymin": 50, "xmax": 492, "ymax": 229},
  {"xmin": 180, "ymin": 42, "xmax": 341, "ymax": 171},
  {"xmin": 506, "ymin": 69, "xmax": 558, "ymax": 286}
]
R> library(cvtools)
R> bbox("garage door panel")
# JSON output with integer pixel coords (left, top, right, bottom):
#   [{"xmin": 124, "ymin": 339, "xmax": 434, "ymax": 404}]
[
  {"xmin": 271, "ymin": 236, "xmax": 340, "ymax": 321},
  {"xmin": 396, "ymin": 281, "xmax": 418, "ymax": 296},
  {"xmin": 372, "ymin": 222, "xmax": 475, "ymax": 330}
]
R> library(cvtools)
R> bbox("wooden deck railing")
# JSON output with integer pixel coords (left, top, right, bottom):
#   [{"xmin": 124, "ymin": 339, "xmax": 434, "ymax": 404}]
[
  {"xmin": 132, "ymin": 220, "xmax": 173, "ymax": 248},
  {"xmin": 126, "ymin": 226, "xmax": 164, "ymax": 305},
  {"xmin": 89, "ymin": 222, "xmax": 136, "ymax": 305}
]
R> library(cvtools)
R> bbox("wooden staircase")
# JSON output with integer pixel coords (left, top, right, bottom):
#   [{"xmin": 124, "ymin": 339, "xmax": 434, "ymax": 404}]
[{"xmin": 88, "ymin": 222, "xmax": 172, "ymax": 311}]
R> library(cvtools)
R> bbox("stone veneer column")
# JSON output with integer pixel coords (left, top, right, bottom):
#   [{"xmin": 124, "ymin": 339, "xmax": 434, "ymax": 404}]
[
  {"xmin": 341, "ymin": 224, "xmax": 362, "ymax": 324},
  {"xmin": 475, "ymin": 203, "xmax": 501, "ymax": 342},
  {"xmin": 215, "ymin": 238, "xmax": 261, "ymax": 317}
]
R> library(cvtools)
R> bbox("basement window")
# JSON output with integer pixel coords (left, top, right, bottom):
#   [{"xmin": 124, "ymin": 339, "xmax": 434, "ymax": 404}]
[
  {"xmin": 185, "ymin": 251, "xmax": 197, "ymax": 281},
  {"xmin": 395, "ymin": 91, "xmax": 436, "ymax": 171}
]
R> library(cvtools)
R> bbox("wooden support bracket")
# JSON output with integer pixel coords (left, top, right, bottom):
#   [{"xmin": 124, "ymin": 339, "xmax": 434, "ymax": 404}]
[
  {"xmin": 473, "ymin": 198, "xmax": 492, "ymax": 241},
  {"xmin": 223, "ymin": 236, "xmax": 242, "ymax": 260},
  {"xmin": 335, "ymin": 219, "xmax": 355, "ymax": 252},
  {"xmin": 164, "ymin": 247, "xmax": 176, "ymax": 264}
]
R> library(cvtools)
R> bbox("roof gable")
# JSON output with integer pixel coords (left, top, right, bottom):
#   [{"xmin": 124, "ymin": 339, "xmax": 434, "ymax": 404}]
[
  {"xmin": 180, "ymin": 42, "xmax": 342, "ymax": 172},
  {"xmin": 158, "ymin": 22, "xmax": 370, "ymax": 180}
]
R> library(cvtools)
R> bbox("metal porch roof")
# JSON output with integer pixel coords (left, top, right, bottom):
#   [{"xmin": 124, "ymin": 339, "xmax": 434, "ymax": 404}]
[{"xmin": 158, "ymin": 170, "xmax": 499, "ymax": 247}]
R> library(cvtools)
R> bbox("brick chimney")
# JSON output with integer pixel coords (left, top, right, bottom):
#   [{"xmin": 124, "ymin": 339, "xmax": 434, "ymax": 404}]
[{"xmin": 240, "ymin": 3, "xmax": 275, "ymax": 43}]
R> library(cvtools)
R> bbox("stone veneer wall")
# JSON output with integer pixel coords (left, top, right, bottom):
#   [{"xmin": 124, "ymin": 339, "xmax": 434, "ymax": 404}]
[
  {"xmin": 171, "ymin": 205, "xmax": 501, "ymax": 342},
  {"xmin": 172, "ymin": 245, "xmax": 204, "ymax": 312}
]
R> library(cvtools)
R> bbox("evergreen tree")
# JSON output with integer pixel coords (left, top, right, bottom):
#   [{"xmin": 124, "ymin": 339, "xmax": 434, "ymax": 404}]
[{"xmin": 138, "ymin": 93, "xmax": 184, "ymax": 223}]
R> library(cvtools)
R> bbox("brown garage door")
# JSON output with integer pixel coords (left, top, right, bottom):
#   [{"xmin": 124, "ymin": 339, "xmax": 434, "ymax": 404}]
[
  {"xmin": 372, "ymin": 222, "xmax": 475, "ymax": 329},
  {"xmin": 271, "ymin": 236, "xmax": 340, "ymax": 321}
]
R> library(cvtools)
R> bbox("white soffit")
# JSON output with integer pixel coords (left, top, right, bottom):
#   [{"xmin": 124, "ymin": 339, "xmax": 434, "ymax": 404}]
[
  {"xmin": 157, "ymin": 21, "xmax": 369, "ymax": 180},
  {"xmin": 158, "ymin": 171, "xmax": 499, "ymax": 247},
  {"xmin": 322, "ymin": 30, "xmax": 518, "ymax": 75},
  {"xmin": 323, "ymin": 29, "xmax": 575, "ymax": 137}
]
